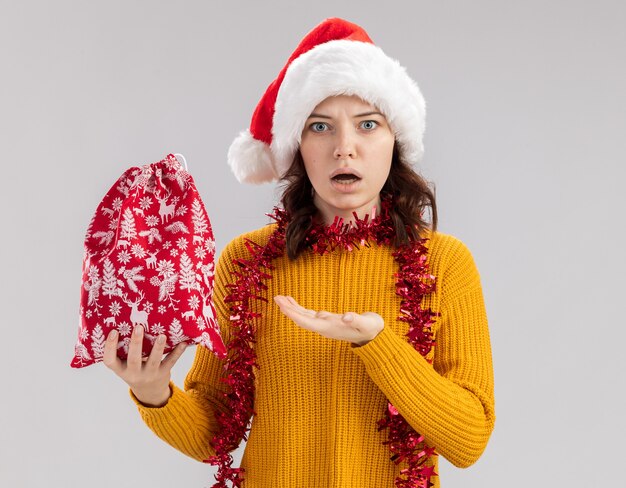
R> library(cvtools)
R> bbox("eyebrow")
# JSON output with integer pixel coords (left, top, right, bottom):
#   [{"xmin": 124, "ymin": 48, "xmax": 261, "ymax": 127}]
[
  {"xmin": 307, "ymin": 111, "xmax": 385, "ymax": 119},
  {"xmin": 308, "ymin": 113, "xmax": 332, "ymax": 119},
  {"xmin": 354, "ymin": 111, "xmax": 384, "ymax": 118}
]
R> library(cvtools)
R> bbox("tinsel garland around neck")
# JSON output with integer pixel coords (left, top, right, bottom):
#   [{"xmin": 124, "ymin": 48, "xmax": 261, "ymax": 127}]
[{"xmin": 207, "ymin": 197, "xmax": 440, "ymax": 488}]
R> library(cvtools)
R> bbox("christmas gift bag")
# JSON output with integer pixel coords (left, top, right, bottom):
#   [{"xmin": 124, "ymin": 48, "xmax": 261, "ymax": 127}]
[{"xmin": 71, "ymin": 153, "xmax": 227, "ymax": 368}]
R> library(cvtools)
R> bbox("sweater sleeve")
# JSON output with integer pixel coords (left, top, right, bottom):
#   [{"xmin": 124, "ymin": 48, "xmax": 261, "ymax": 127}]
[
  {"xmin": 129, "ymin": 237, "xmax": 246, "ymax": 462},
  {"xmin": 352, "ymin": 237, "xmax": 495, "ymax": 468}
]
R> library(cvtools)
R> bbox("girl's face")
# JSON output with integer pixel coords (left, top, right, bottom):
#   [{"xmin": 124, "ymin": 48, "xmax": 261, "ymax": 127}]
[{"xmin": 300, "ymin": 95, "xmax": 395, "ymax": 225}]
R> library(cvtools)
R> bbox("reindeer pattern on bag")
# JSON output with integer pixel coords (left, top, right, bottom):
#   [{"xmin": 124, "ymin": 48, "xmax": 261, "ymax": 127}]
[{"xmin": 72, "ymin": 154, "xmax": 226, "ymax": 368}]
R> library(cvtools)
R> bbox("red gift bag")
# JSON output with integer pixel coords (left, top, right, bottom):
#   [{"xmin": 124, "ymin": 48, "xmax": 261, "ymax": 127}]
[{"xmin": 71, "ymin": 154, "xmax": 226, "ymax": 368}]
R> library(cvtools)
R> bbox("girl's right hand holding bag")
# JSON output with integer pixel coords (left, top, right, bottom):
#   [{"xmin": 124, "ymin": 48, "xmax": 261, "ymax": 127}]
[{"xmin": 103, "ymin": 326, "xmax": 188, "ymax": 407}]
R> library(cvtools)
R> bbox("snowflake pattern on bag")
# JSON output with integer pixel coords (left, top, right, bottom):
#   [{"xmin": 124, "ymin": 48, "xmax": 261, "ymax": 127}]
[{"xmin": 71, "ymin": 154, "xmax": 227, "ymax": 368}]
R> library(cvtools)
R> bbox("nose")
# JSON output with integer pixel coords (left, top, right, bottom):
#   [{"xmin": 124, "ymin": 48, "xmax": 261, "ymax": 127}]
[{"xmin": 333, "ymin": 127, "xmax": 357, "ymax": 159}]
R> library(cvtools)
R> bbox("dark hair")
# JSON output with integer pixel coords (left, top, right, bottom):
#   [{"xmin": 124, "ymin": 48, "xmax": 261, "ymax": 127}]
[{"xmin": 279, "ymin": 144, "xmax": 438, "ymax": 260}]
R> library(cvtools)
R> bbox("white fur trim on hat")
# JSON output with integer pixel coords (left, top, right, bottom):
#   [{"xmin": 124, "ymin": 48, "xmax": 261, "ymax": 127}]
[
  {"xmin": 271, "ymin": 40, "xmax": 426, "ymax": 178},
  {"xmin": 228, "ymin": 129, "xmax": 278, "ymax": 184}
]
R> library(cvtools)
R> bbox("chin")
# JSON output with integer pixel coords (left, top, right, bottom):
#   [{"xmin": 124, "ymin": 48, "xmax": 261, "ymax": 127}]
[{"xmin": 328, "ymin": 196, "xmax": 379, "ymax": 217}]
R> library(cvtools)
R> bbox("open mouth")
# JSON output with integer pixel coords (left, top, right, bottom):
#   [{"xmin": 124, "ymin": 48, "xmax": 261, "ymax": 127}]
[{"xmin": 331, "ymin": 174, "xmax": 361, "ymax": 184}]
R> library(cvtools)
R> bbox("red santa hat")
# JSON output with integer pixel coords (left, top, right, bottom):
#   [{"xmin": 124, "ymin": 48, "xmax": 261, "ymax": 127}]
[{"xmin": 228, "ymin": 17, "xmax": 426, "ymax": 184}]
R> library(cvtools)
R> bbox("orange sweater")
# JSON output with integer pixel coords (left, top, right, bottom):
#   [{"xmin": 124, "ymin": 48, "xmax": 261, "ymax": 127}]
[{"xmin": 131, "ymin": 226, "xmax": 496, "ymax": 487}]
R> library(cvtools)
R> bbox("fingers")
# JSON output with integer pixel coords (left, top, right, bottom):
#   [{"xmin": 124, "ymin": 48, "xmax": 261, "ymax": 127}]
[
  {"xmin": 315, "ymin": 310, "xmax": 334, "ymax": 319},
  {"xmin": 103, "ymin": 326, "xmax": 187, "ymax": 374},
  {"xmin": 161, "ymin": 342, "xmax": 188, "ymax": 371},
  {"xmin": 275, "ymin": 295, "xmax": 323, "ymax": 318},
  {"xmin": 126, "ymin": 325, "xmax": 145, "ymax": 371},
  {"xmin": 273, "ymin": 295, "xmax": 384, "ymax": 345},
  {"xmin": 274, "ymin": 295, "xmax": 337, "ymax": 334},
  {"xmin": 103, "ymin": 330, "xmax": 122, "ymax": 373},
  {"xmin": 278, "ymin": 295, "xmax": 317, "ymax": 316},
  {"xmin": 144, "ymin": 334, "xmax": 167, "ymax": 370}
]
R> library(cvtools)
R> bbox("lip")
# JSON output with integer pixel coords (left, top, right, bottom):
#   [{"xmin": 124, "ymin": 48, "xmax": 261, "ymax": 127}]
[
  {"xmin": 330, "ymin": 168, "xmax": 363, "ymax": 179},
  {"xmin": 330, "ymin": 176, "xmax": 362, "ymax": 193}
]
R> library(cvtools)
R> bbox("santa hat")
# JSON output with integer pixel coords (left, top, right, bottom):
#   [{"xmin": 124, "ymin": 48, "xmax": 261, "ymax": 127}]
[{"xmin": 228, "ymin": 17, "xmax": 426, "ymax": 184}]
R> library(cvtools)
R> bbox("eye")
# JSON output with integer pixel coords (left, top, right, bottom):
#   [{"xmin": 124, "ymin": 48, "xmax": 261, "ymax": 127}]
[
  {"xmin": 360, "ymin": 120, "xmax": 378, "ymax": 130},
  {"xmin": 310, "ymin": 122, "xmax": 329, "ymax": 132}
]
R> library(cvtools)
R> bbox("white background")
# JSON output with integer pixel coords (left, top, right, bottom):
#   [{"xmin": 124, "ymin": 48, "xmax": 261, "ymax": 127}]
[{"xmin": 1, "ymin": 1, "xmax": 624, "ymax": 486}]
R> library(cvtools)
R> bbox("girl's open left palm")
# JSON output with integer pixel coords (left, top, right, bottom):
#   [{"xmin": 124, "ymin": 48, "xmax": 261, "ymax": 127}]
[{"xmin": 274, "ymin": 295, "xmax": 384, "ymax": 346}]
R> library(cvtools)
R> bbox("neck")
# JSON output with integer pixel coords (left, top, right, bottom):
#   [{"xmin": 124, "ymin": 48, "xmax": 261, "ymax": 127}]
[{"xmin": 314, "ymin": 196, "xmax": 382, "ymax": 226}]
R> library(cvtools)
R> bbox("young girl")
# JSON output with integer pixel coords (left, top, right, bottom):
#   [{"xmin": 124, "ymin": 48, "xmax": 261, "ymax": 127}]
[{"xmin": 103, "ymin": 18, "xmax": 495, "ymax": 488}]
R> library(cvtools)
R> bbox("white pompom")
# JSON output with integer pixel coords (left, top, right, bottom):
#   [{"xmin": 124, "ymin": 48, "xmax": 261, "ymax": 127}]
[{"xmin": 227, "ymin": 130, "xmax": 278, "ymax": 184}]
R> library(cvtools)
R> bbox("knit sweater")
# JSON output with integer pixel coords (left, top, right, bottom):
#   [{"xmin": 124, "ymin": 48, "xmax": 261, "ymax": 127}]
[{"xmin": 131, "ymin": 225, "xmax": 496, "ymax": 487}]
